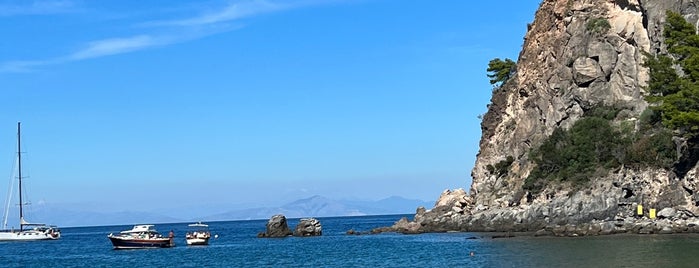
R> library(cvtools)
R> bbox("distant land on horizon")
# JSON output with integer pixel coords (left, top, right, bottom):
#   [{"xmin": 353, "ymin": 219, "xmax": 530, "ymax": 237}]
[{"xmin": 5, "ymin": 195, "xmax": 433, "ymax": 228}]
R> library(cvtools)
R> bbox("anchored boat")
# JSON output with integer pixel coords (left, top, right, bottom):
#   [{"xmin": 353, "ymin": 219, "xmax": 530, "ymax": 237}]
[
  {"xmin": 107, "ymin": 225, "xmax": 174, "ymax": 249},
  {"xmin": 185, "ymin": 222, "xmax": 211, "ymax": 245},
  {"xmin": 0, "ymin": 122, "xmax": 61, "ymax": 241}
]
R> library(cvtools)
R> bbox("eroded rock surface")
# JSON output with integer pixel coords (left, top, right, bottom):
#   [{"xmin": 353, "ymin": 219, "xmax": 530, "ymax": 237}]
[
  {"xmin": 258, "ymin": 214, "xmax": 293, "ymax": 238},
  {"xmin": 293, "ymin": 218, "xmax": 322, "ymax": 237}
]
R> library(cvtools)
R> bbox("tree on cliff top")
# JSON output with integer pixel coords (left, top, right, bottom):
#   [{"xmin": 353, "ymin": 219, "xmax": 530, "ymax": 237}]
[
  {"xmin": 486, "ymin": 58, "xmax": 516, "ymax": 88},
  {"xmin": 642, "ymin": 11, "xmax": 699, "ymax": 137}
]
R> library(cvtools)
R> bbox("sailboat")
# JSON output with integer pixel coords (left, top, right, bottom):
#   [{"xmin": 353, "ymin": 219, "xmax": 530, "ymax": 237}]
[{"xmin": 0, "ymin": 122, "xmax": 60, "ymax": 241}]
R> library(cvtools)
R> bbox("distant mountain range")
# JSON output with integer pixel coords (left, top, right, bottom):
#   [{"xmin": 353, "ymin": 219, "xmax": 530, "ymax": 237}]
[
  {"xmin": 202, "ymin": 195, "xmax": 433, "ymax": 221},
  {"xmin": 6, "ymin": 195, "xmax": 433, "ymax": 227}
]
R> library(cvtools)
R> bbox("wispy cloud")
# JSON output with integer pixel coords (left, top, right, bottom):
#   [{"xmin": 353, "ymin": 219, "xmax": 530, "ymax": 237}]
[
  {"xmin": 0, "ymin": 60, "xmax": 52, "ymax": 73},
  {"xmin": 0, "ymin": 35, "xmax": 165, "ymax": 72},
  {"xmin": 0, "ymin": 0, "xmax": 340, "ymax": 73},
  {"xmin": 0, "ymin": 23, "xmax": 242, "ymax": 73},
  {"xmin": 67, "ymin": 35, "xmax": 160, "ymax": 60},
  {"xmin": 0, "ymin": 0, "xmax": 79, "ymax": 16},
  {"xmin": 143, "ymin": 0, "xmax": 347, "ymax": 27},
  {"xmin": 144, "ymin": 0, "xmax": 286, "ymax": 27}
]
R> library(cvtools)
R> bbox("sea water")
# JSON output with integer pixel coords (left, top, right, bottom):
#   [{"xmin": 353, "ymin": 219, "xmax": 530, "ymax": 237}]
[{"xmin": 1, "ymin": 214, "xmax": 699, "ymax": 267}]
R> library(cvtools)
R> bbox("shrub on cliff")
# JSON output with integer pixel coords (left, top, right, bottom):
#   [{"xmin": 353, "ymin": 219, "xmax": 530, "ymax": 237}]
[
  {"xmin": 523, "ymin": 106, "xmax": 674, "ymax": 196},
  {"xmin": 626, "ymin": 129, "xmax": 675, "ymax": 169},
  {"xmin": 486, "ymin": 58, "xmax": 516, "ymax": 88},
  {"xmin": 486, "ymin": 156, "xmax": 514, "ymax": 177},
  {"xmin": 586, "ymin": 17, "xmax": 611, "ymax": 35},
  {"xmin": 524, "ymin": 115, "xmax": 624, "ymax": 195}
]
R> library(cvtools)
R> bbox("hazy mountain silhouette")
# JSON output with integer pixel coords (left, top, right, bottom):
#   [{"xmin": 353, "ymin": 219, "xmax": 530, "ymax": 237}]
[
  {"xmin": 10, "ymin": 195, "xmax": 432, "ymax": 227},
  {"xmin": 201, "ymin": 195, "xmax": 433, "ymax": 221}
]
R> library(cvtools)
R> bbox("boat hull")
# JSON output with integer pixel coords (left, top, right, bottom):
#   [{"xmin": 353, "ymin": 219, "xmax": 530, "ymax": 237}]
[
  {"xmin": 0, "ymin": 230, "xmax": 60, "ymax": 241},
  {"xmin": 185, "ymin": 237, "xmax": 209, "ymax": 245},
  {"xmin": 108, "ymin": 236, "xmax": 173, "ymax": 249}
]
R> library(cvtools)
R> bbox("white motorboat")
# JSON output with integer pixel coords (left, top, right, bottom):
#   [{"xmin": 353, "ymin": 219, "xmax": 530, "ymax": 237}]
[{"xmin": 185, "ymin": 222, "xmax": 211, "ymax": 245}]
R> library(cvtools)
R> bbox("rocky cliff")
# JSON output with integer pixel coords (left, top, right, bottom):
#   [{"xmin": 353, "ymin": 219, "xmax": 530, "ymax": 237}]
[{"xmin": 385, "ymin": 0, "xmax": 699, "ymax": 236}]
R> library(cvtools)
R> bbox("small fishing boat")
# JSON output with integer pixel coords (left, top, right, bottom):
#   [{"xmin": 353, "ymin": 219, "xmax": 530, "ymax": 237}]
[
  {"xmin": 185, "ymin": 222, "xmax": 211, "ymax": 245},
  {"xmin": 107, "ymin": 225, "xmax": 174, "ymax": 249}
]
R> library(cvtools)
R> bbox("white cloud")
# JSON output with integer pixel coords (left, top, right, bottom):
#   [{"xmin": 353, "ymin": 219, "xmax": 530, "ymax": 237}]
[
  {"xmin": 146, "ymin": 0, "xmax": 285, "ymax": 27},
  {"xmin": 0, "ymin": 24, "xmax": 242, "ymax": 73},
  {"xmin": 0, "ymin": 0, "xmax": 346, "ymax": 73},
  {"xmin": 0, "ymin": 35, "xmax": 163, "ymax": 72},
  {"xmin": 144, "ymin": 0, "xmax": 348, "ymax": 27},
  {"xmin": 67, "ymin": 35, "xmax": 160, "ymax": 60}
]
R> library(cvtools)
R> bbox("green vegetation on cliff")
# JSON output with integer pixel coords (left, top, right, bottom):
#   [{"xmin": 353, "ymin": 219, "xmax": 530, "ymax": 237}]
[
  {"xmin": 586, "ymin": 17, "xmax": 611, "ymax": 35},
  {"xmin": 524, "ymin": 106, "xmax": 675, "ymax": 195},
  {"xmin": 486, "ymin": 156, "xmax": 514, "ymax": 177},
  {"xmin": 644, "ymin": 11, "xmax": 699, "ymax": 138},
  {"xmin": 486, "ymin": 58, "xmax": 516, "ymax": 88},
  {"xmin": 523, "ymin": 11, "xmax": 699, "ymax": 196}
]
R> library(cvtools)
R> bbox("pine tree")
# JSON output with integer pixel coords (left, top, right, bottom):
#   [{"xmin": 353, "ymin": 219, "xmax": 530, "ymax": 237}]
[
  {"xmin": 486, "ymin": 58, "xmax": 516, "ymax": 88},
  {"xmin": 643, "ymin": 11, "xmax": 699, "ymax": 137}
]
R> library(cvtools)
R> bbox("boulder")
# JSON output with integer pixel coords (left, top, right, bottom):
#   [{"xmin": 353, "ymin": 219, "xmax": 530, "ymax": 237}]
[
  {"xmin": 434, "ymin": 188, "xmax": 468, "ymax": 207},
  {"xmin": 534, "ymin": 229, "xmax": 551, "ymax": 236},
  {"xmin": 572, "ymin": 57, "xmax": 603, "ymax": 86},
  {"xmin": 258, "ymin": 214, "xmax": 292, "ymax": 238},
  {"xmin": 600, "ymin": 221, "xmax": 616, "ymax": 235},
  {"xmin": 659, "ymin": 226, "xmax": 673, "ymax": 234},
  {"xmin": 657, "ymin": 207, "xmax": 678, "ymax": 219},
  {"xmin": 293, "ymin": 218, "xmax": 322, "ymax": 237},
  {"xmin": 393, "ymin": 217, "xmax": 422, "ymax": 234},
  {"xmin": 587, "ymin": 41, "xmax": 617, "ymax": 76}
]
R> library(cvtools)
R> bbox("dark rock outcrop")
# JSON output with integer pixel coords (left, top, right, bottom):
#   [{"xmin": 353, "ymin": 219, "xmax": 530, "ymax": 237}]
[
  {"xmin": 293, "ymin": 218, "xmax": 322, "ymax": 237},
  {"xmin": 257, "ymin": 214, "xmax": 292, "ymax": 238}
]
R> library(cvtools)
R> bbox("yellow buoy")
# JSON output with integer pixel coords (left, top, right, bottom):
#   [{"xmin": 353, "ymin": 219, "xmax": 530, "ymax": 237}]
[
  {"xmin": 637, "ymin": 204, "xmax": 643, "ymax": 216},
  {"xmin": 650, "ymin": 208, "xmax": 656, "ymax": 219}
]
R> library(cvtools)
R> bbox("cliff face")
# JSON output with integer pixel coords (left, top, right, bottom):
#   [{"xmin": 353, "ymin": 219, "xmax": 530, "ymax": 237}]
[
  {"xmin": 476, "ymin": 0, "xmax": 685, "ymax": 207},
  {"xmin": 387, "ymin": 0, "xmax": 699, "ymax": 235}
]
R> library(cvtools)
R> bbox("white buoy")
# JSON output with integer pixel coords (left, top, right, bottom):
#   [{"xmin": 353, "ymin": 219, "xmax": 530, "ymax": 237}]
[{"xmin": 214, "ymin": 234, "xmax": 219, "ymax": 239}]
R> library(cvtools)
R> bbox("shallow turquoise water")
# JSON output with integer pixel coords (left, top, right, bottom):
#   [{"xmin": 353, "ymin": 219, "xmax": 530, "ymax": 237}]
[{"xmin": 1, "ymin": 215, "xmax": 699, "ymax": 267}]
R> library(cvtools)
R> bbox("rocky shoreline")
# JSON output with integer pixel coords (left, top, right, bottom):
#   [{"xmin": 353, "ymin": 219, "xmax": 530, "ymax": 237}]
[
  {"xmin": 375, "ymin": 214, "xmax": 699, "ymax": 237},
  {"xmin": 371, "ymin": 188, "xmax": 699, "ymax": 237}
]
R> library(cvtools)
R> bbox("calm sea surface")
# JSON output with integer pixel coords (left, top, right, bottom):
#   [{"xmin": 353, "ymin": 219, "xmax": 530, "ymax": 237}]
[{"xmin": 1, "ymin": 214, "xmax": 699, "ymax": 267}]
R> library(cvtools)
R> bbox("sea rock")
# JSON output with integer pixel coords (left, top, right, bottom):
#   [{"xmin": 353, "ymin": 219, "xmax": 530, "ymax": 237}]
[
  {"xmin": 534, "ymin": 229, "xmax": 551, "ymax": 236},
  {"xmin": 258, "ymin": 214, "xmax": 292, "ymax": 238},
  {"xmin": 637, "ymin": 222, "xmax": 653, "ymax": 234},
  {"xmin": 392, "ymin": 217, "xmax": 422, "ymax": 234},
  {"xmin": 293, "ymin": 218, "xmax": 322, "ymax": 237}
]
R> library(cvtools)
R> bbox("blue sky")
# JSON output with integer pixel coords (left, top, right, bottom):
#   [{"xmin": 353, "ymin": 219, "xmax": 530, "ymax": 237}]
[{"xmin": 0, "ymin": 0, "xmax": 540, "ymax": 213}]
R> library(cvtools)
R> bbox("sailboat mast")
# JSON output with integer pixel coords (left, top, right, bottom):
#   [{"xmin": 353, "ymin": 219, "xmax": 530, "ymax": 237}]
[{"xmin": 17, "ymin": 122, "xmax": 23, "ymax": 232}]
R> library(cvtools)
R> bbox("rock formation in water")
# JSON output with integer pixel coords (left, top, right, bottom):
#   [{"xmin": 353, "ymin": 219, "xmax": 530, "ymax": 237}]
[
  {"xmin": 293, "ymin": 218, "xmax": 322, "ymax": 237},
  {"xmin": 258, "ymin": 214, "xmax": 293, "ymax": 238},
  {"xmin": 384, "ymin": 0, "xmax": 699, "ymax": 236}
]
